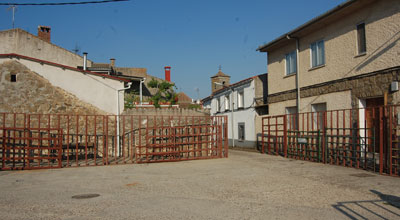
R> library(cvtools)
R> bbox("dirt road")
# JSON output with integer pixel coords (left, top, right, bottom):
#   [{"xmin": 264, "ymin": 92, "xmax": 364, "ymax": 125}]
[{"xmin": 0, "ymin": 150, "xmax": 399, "ymax": 219}]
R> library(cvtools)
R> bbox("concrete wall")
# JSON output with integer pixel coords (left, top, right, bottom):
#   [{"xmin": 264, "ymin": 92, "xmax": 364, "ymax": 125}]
[
  {"xmin": 267, "ymin": 0, "xmax": 400, "ymax": 96},
  {"xmin": 0, "ymin": 29, "xmax": 92, "ymax": 68},
  {"xmin": 0, "ymin": 57, "xmax": 125, "ymax": 114}
]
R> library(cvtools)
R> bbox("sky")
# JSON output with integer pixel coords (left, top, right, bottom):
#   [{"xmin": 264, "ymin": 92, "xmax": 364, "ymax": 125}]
[{"xmin": 0, "ymin": 0, "xmax": 346, "ymax": 99}]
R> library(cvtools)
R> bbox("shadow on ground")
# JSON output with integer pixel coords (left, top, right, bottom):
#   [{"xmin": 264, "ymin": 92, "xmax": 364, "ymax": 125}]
[{"xmin": 333, "ymin": 190, "xmax": 400, "ymax": 219}]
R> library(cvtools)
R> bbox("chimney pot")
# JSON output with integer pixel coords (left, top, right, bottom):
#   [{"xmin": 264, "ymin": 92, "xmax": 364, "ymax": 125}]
[
  {"xmin": 83, "ymin": 52, "xmax": 88, "ymax": 71},
  {"xmin": 164, "ymin": 66, "xmax": 171, "ymax": 82},
  {"xmin": 37, "ymin": 26, "xmax": 51, "ymax": 43},
  {"xmin": 110, "ymin": 58, "xmax": 116, "ymax": 68}
]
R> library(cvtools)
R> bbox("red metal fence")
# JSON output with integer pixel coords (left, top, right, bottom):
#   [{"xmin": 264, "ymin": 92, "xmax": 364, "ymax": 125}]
[
  {"xmin": 0, "ymin": 113, "xmax": 228, "ymax": 170},
  {"xmin": 262, "ymin": 105, "xmax": 400, "ymax": 177}
]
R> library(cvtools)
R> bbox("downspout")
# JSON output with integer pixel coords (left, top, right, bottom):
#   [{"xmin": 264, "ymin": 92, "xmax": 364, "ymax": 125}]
[
  {"xmin": 116, "ymin": 82, "xmax": 132, "ymax": 156},
  {"xmin": 230, "ymin": 88, "xmax": 235, "ymax": 148},
  {"xmin": 140, "ymin": 78, "xmax": 146, "ymax": 105}
]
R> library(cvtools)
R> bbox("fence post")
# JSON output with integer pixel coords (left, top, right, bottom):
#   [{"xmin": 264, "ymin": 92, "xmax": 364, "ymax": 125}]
[
  {"xmin": 283, "ymin": 115, "xmax": 287, "ymax": 157},
  {"xmin": 261, "ymin": 117, "xmax": 265, "ymax": 154},
  {"xmin": 379, "ymin": 106, "xmax": 384, "ymax": 174}
]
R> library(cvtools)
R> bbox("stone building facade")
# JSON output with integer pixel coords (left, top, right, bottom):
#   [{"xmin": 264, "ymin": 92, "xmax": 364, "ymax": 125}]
[{"xmin": 257, "ymin": 0, "xmax": 400, "ymax": 115}]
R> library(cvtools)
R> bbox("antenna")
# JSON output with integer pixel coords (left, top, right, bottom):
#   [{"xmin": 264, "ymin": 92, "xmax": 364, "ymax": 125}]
[
  {"xmin": 7, "ymin": 4, "xmax": 17, "ymax": 29},
  {"xmin": 219, "ymin": 65, "xmax": 222, "ymax": 71},
  {"xmin": 72, "ymin": 43, "xmax": 81, "ymax": 54}
]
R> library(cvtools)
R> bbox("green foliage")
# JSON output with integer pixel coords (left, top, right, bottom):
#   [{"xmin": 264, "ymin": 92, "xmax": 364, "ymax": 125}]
[
  {"xmin": 124, "ymin": 91, "xmax": 138, "ymax": 109},
  {"xmin": 188, "ymin": 104, "xmax": 201, "ymax": 109},
  {"xmin": 147, "ymin": 78, "xmax": 178, "ymax": 108}
]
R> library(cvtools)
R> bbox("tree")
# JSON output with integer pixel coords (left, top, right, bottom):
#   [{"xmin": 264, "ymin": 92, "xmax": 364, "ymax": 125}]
[{"xmin": 147, "ymin": 78, "xmax": 178, "ymax": 108}]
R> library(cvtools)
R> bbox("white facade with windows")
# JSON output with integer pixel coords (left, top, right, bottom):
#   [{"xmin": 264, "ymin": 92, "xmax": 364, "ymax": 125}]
[{"xmin": 205, "ymin": 73, "xmax": 270, "ymax": 149}]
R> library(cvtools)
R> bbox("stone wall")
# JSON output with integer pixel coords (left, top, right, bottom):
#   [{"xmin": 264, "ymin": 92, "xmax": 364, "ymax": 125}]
[
  {"xmin": 0, "ymin": 60, "xmax": 106, "ymax": 115},
  {"xmin": 268, "ymin": 66, "xmax": 400, "ymax": 109},
  {"xmin": 123, "ymin": 107, "xmax": 210, "ymax": 116}
]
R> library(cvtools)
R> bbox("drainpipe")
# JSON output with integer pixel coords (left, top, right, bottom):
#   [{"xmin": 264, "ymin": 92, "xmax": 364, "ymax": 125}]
[
  {"xmin": 230, "ymin": 87, "xmax": 235, "ymax": 148},
  {"xmin": 140, "ymin": 78, "xmax": 146, "ymax": 105},
  {"xmin": 116, "ymin": 82, "xmax": 132, "ymax": 156}
]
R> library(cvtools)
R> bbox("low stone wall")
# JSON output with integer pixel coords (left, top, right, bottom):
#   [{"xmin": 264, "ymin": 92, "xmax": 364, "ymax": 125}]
[{"xmin": 123, "ymin": 108, "xmax": 210, "ymax": 116}]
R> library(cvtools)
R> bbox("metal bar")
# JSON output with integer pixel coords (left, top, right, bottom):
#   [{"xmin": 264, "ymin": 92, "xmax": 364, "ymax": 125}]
[
  {"xmin": 85, "ymin": 115, "xmax": 88, "ymax": 165},
  {"xmin": 389, "ymin": 106, "xmax": 393, "ymax": 176},
  {"xmin": 75, "ymin": 115, "xmax": 79, "ymax": 166},
  {"xmin": 94, "ymin": 115, "xmax": 97, "ymax": 165},
  {"xmin": 379, "ymin": 107, "xmax": 384, "ymax": 174}
]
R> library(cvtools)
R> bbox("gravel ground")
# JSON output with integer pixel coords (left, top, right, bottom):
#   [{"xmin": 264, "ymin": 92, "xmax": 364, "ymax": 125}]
[{"xmin": 0, "ymin": 150, "xmax": 399, "ymax": 220}]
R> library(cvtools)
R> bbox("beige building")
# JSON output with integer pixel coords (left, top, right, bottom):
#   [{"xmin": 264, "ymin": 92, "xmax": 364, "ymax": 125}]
[{"xmin": 257, "ymin": 0, "xmax": 400, "ymax": 116}]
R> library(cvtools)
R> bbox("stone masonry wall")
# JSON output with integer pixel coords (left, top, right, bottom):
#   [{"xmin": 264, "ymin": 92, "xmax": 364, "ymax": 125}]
[
  {"xmin": 268, "ymin": 67, "xmax": 400, "ymax": 109},
  {"xmin": 0, "ymin": 60, "xmax": 106, "ymax": 115}
]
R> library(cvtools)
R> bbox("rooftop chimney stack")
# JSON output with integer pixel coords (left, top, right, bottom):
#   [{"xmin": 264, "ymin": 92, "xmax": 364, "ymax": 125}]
[
  {"xmin": 110, "ymin": 58, "xmax": 116, "ymax": 68},
  {"xmin": 83, "ymin": 52, "xmax": 88, "ymax": 71},
  {"xmin": 164, "ymin": 66, "xmax": 171, "ymax": 82},
  {"xmin": 37, "ymin": 26, "xmax": 51, "ymax": 43}
]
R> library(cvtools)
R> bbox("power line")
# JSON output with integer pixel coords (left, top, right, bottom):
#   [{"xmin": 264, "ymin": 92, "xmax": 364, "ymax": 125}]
[{"xmin": 0, "ymin": 0, "xmax": 129, "ymax": 6}]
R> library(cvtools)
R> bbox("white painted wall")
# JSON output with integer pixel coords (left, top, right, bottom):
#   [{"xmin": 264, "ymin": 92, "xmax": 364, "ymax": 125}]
[
  {"xmin": 210, "ymin": 80, "xmax": 257, "ymax": 146},
  {"xmin": 0, "ymin": 57, "xmax": 125, "ymax": 114}
]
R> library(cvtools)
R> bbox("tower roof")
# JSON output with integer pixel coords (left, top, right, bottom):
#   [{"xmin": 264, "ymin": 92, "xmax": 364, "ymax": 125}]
[{"xmin": 211, "ymin": 70, "xmax": 230, "ymax": 78}]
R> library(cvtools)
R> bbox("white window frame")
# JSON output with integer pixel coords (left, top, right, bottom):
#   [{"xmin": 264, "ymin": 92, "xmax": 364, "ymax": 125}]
[
  {"xmin": 310, "ymin": 40, "xmax": 325, "ymax": 68},
  {"xmin": 285, "ymin": 50, "xmax": 297, "ymax": 75},
  {"xmin": 237, "ymin": 90, "xmax": 244, "ymax": 109},
  {"xmin": 224, "ymin": 94, "xmax": 230, "ymax": 111},
  {"xmin": 285, "ymin": 106, "xmax": 298, "ymax": 130},
  {"xmin": 238, "ymin": 122, "xmax": 245, "ymax": 141},
  {"xmin": 356, "ymin": 22, "xmax": 366, "ymax": 55},
  {"xmin": 311, "ymin": 103, "xmax": 327, "ymax": 130}
]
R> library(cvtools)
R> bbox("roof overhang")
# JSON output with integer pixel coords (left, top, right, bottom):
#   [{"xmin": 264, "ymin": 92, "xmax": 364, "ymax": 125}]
[
  {"xmin": 257, "ymin": 0, "xmax": 374, "ymax": 52},
  {"xmin": 0, "ymin": 53, "xmax": 130, "ymax": 82}
]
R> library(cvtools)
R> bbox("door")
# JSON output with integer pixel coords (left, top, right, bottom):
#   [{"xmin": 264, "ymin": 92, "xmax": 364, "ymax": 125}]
[{"xmin": 365, "ymin": 97, "xmax": 384, "ymax": 153}]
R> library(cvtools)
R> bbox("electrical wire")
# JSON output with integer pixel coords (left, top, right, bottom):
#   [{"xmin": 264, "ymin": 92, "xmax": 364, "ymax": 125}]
[{"xmin": 0, "ymin": 0, "xmax": 129, "ymax": 6}]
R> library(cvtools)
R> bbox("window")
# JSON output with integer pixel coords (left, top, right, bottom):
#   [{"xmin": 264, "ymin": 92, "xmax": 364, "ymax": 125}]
[
  {"xmin": 311, "ymin": 103, "xmax": 326, "ymax": 130},
  {"xmin": 238, "ymin": 123, "xmax": 245, "ymax": 141},
  {"xmin": 11, "ymin": 74, "xmax": 16, "ymax": 82},
  {"xmin": 238, "ymin": 91, "xmax": 244, "ymax": 109},
  {"xmin": 357, "ymin": 23, "xmax": 366, "ymax": 54},
  {"xmin": 224, "ymin": 95, "xmax": 230, "ymax": 111},
  {"xmin": 216, "ymin": 98, "xmax": 220, "ymax": 112},
  {"xmin": 286, "ymin": 106, "xmax": 298, "ymax": 130},
  {"xmin": 310, "ymin": 40, "xmax": 325, "ymax": 67},
  {"xmin": 285, "ymin": 50, "xmax": 297, "ymax": 75}
]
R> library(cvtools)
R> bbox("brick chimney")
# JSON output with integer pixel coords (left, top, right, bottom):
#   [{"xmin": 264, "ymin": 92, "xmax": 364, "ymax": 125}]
[
  {"xmin": 37, "ymin": 26, "xmax": 51, "ymax": 43},
  {"xmin": 164, "ymin": 66, "xmax": 171, "ymax": 82}
]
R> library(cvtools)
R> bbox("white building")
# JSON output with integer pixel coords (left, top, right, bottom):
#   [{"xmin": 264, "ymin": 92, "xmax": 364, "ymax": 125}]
[{"xmin": 203, "ymin": 71, "xmax": 268, "ymax": 148}]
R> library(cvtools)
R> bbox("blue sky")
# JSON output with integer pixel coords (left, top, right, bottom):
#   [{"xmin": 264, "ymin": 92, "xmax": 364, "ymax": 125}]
[{"xmin": 0, "ymin": 0, "xmax": 345, "ymax": 99}]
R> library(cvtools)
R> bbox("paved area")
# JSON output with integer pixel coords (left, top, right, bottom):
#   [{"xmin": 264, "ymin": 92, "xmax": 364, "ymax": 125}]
[{"xmin": 0, "ymin": 150, "xmax": 399, "ymax": 220}]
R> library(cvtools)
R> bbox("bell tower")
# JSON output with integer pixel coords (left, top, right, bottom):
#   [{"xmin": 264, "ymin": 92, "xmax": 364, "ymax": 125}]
[{"xmin": 210, "ymin": 66, "xmax": 230, "ymax": 93}]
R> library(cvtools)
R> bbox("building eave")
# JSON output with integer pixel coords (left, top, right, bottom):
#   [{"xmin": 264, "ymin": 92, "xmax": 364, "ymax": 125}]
[
  {"xmin": 257, "ymin": 0, "xmax": 358, "ymax": 52},
  {"xmin": 0, "ymin": 53, "xmax": 130, "ymax": 83}
]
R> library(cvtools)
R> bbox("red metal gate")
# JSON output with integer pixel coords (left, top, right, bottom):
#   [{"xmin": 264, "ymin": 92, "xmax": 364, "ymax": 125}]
[
  {"xmin": 262, "ymin": 105, "xmax": 400, "ymax": 177},
  {"xmin": 1, "ymin": 127, "xmax": 63, "ymax": 170},
  {"xmin": 0, "ymin": 113, "xmax": 228, "ymax": 170}
]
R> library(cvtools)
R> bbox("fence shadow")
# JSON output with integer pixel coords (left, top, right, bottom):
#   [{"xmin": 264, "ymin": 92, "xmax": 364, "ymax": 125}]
[{"xmin": 333, "ymin": 190, "xmax": 400, "ymax": 219}]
